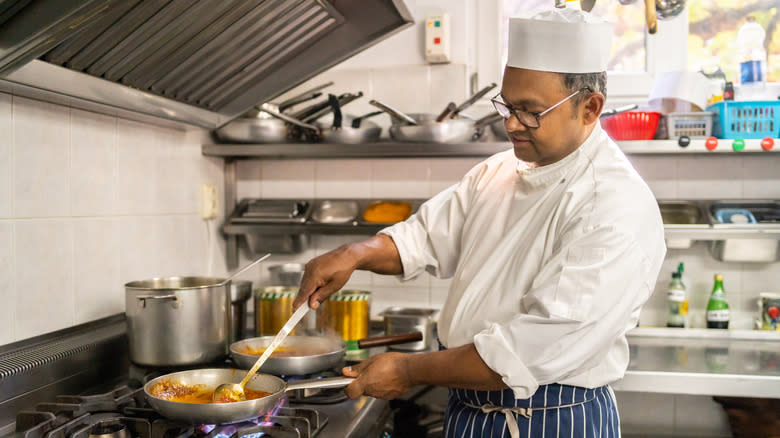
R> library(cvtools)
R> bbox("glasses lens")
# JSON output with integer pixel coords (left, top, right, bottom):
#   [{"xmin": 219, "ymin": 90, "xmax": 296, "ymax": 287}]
[
  {"xmin": 516, "ymin": 111, "xmax": 539, "ymax": 128},
  {"xmin": 491, "ymin": 98, "xmax": 511, "ymax": 119}
]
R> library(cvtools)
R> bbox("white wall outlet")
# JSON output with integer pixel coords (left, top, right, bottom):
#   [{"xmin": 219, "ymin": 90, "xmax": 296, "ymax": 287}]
[
  {"xmin": 424, "ymin": 13, "xmax": 451, "ymax": 64},
  {"xmin": 200, "ymin": 183, "xmax": 218, "ymax": 220}
]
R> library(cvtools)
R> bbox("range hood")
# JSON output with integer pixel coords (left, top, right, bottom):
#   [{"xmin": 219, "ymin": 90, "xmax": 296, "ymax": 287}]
[{"xmin": 0, "ymin": 0, "xmax": 412, "ymax": 128}]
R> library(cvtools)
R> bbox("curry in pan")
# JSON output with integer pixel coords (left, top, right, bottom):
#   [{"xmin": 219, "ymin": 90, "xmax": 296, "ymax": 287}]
[
  {"xmin": 236, "ymin": 344, "xmax": 331, "ymax": 357},
  {"xmin": 149, "ymin": 380, "xmax": 272, "ymax": 404}
]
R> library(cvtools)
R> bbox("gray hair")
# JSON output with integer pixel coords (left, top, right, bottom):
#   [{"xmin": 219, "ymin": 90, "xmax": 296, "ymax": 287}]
[{"xmin": 561, "ymin": 72, "xmax": 607, "ymax": 105}]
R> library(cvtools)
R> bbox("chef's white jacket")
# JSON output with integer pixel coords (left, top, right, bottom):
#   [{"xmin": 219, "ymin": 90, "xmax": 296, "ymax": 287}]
[{"xmin": 380, "ymin": 124, "xmax": 666, "ymax": 398}]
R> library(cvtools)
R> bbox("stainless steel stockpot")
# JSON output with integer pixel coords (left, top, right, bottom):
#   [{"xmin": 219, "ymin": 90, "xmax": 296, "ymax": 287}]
[{"xmin": 125, "ymin": 277, "xmax": 231, "ymax": 367}]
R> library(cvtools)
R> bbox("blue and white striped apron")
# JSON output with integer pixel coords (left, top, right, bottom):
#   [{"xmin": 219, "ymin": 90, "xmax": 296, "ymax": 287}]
[{"xmin": 441, "ymin": 346, "xmax": 620, "ymax": 437}]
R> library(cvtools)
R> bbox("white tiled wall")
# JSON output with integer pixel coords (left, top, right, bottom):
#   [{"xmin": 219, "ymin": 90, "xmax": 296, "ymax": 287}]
[{"xmin": 0, "ymin": 93, "xmax": 224, "ymax": 344}]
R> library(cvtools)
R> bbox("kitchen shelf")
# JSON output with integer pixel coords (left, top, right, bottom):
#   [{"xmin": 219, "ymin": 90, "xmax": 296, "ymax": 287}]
[
  {"xmin": 618, "ymin": 138, "xmax": 779, "ymax": 154},
  {"xmin": 202, "ymin": 139, "xmax": 780, "ymax": 159},
  {"xmin": 202, "ymin": 142, "xmax": 512, "ymax": 159},
  {"xmin": 664, "ymin": 225, "xmax": 780, "ymax": 240},
  {"xmin": 224, "ymin": 222, "xmax": 385, "ymax": 236},
  {"xmin": 614, "ymin": 328, "xmax": 780, "ymax": 398}
]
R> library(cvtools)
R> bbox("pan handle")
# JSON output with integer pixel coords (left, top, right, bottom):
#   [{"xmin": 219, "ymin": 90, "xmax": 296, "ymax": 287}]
[
  {"xmin": 259, "ymin": 104, "xmax": 319, "ymax": 131},
  {"xmin": 285, "ymin": 376, "xmax": 354, "ymax": 392},
  {"xmin": 357, "ymin": 332, "xmax": 423, "ymax": 349},
  {"xmin": 453, "ymin": 82, "xmax": 498, "ymax": 116},
  {"xmin": 369, "ymin": 100, "xmax": 418, "ymax": 126}
]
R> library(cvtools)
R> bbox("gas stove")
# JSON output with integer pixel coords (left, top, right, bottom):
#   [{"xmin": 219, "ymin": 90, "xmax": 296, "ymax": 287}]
[
  {"xmin": 0, "ymin": 316, "xmax": 393, "ymax": 438},
  {"xmin": 13, "ymin": 382, "xmax": 388, "ymax": 438}
]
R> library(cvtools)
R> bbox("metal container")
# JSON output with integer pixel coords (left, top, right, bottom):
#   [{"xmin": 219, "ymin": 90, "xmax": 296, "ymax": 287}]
[
  {"xmin": 125, "ymin": 277, "xmax": 231, "ymax": 367},
  {"xmin": 230, "ymin": 280, "xmax": 252, "ymax": 343},
  {"xmin": 268, "ymin": 264, "xmax": 305, "ymax": 287},
  {"xmin": 255, "ymin": 286, "xmax": 299, "ymax": 336},
  {"xmin": 709, "ymin": 201, "xmax": 780, "ymax": 262},
  {"xmin": 658, "ymin": 200, "xmax": 710, "ymax": 249},
  {"xmin": 311, "ymin": 200, "xmax": 359, "ymax": 224},
  {"xmin": 318, "ymin": 290, "xmax": 371, "ymax": 357},
  {"xmin": 380, "ymin": 307, "xmax": 438, "ymax": 351}
]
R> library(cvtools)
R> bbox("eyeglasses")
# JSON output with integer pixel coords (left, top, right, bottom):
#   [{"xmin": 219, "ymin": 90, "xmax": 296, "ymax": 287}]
[{"xmin": 490, "ymin": 88, "xmax": 591, "ymax": 129}]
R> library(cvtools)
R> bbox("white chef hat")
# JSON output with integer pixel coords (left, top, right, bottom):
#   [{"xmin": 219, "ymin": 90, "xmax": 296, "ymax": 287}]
[{"xmin": 507, "ymin": 8, "xmax": 614, "ymax": 73}]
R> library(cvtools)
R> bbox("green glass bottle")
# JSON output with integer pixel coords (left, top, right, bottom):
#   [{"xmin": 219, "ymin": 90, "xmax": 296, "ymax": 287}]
[{"xmin": 706, "ymin": 274, "xmax": 730, "ymax": 329}]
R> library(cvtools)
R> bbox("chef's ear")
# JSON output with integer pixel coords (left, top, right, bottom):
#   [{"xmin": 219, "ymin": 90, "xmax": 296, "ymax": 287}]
[{"xmin": 581, "ymin": 92, "xmax": 605, "ymax": 125}]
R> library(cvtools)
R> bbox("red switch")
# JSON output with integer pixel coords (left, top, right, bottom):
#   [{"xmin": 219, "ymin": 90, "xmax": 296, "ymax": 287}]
[
  {"xmin": 434, "ymin": 37, "xmax": 441, "ymax": 45},
  {"xmin": 761, "ymin": 137, "xmax": 774, "ymax": 151},
  {"xmin": 705, "ymin": 136, "xmax": 718, "ymax": 151}
]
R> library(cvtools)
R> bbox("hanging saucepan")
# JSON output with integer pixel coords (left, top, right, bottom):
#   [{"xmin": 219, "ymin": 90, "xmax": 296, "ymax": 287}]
[
  {"xmin": 655, "ymin": 0, "xmax": 685, "ymax": 19},
  {"xmin": 144, "ymin": 368, "xmax": 353, "ymax": 424},
  {"xmin": 213, "ymin": 83, "xmax": 332, "ymax": 143},
  {"xmin": 318, "ymin": 95, "xmax": 383, "ymax": 144},
  {"xmin": 230, "ymin": 332, "xmax": 424, "ymax": 375},
  {"xmin": 487, "ymin": 103, "xmax": 640, "ymax": 142}
]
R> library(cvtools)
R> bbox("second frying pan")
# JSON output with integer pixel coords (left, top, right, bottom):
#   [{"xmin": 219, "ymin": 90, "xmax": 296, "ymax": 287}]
[{"xmin": 230, "ymin": 332, "xmax": 423, "ymax": 375}]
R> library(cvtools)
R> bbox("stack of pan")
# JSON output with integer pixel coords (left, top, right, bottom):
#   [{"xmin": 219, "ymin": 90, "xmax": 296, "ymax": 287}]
[{"xmin": 214, "ymin": 82, "xmax": 385, "ymax": 144}]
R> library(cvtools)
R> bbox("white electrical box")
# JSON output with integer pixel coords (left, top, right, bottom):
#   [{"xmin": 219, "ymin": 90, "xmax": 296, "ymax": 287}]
[
  {"xmin": 200, "ymin": 183, "xmax": 218, "ymax": 220},
  {"xmin": 425, "ymin": 14, "xmax": 451, "ymax": 64}
]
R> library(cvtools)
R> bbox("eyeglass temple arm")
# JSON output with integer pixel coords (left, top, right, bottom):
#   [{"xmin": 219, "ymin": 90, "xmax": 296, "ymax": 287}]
[{"xmin": 537, "ymin": 89, "xmax": 584, "ymax": 118}]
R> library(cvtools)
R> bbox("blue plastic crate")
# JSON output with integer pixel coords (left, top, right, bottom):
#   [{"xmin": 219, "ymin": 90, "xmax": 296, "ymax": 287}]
[{"xmin": 707, "ymin": 101, "xmax": 780, "ymax": 139}]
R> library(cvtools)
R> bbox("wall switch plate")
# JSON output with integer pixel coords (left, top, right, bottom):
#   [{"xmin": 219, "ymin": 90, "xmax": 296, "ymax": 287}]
[
  {"xmin": 200, "ymin": 183, "xmax": 218, "ymax": 219},
  {"xmin": 425, "ymin": 13, "xmax": 451, "ymax": 64}
]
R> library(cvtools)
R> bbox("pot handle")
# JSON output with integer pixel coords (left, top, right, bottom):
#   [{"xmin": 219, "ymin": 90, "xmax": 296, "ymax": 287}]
[
  {"xmin": 285, "ymin": 376, "xmax": 354, "ymax": 392},
  {"xmin": 357, "ymin": 332, "xmax": 423, "ymax": 349},
  {"xmin": 136, "ymin": 294, "xmax": 178, "ymax": 308}
]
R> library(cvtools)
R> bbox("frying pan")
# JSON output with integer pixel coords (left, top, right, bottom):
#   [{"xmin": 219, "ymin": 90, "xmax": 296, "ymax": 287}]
[
  {"xmin": 230, "ymin": 332, "xmax": 424, "ymax": 375},
  {"xmin": 214, "ymin": 83, "xmax": 331, "ymax": 143},
  {"xmin": 144, "ymin": 368, "xmax": 352, "ymax": 424},
  {"xmin": 318, "ymin": 97, "xmax": 383, "ymax": 144},
  {"xmin": 388, "ymin": 113, "xmax": 499, "ymax": 144}
]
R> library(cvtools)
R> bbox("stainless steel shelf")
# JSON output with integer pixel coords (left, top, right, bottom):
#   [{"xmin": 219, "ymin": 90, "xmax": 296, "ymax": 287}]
[
  {"xmin": 202, "ymin": 142, "xmax": 513, "ymax": 159},
  {"xmin": 223, "ymin": 222, "xmax": 385, "ymax": 236},
  {"xmin": 664, "ymin": 225, "xmax": 780, "ymax": 240},
  {"xmin": 202, "ymin": 139, "xmax": 780, "ymax": 159},
  {"xmin": 615, "ymin": 328, "xmax": 780, "ymax": 398}
]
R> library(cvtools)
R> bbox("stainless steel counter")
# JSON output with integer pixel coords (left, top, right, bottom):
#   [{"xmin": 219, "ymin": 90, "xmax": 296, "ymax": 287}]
[{"xmin": 614, "ymin": 328, "xmax": 780, "ymax": 398}]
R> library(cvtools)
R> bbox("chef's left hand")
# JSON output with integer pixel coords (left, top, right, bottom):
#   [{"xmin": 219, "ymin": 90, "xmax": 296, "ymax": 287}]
[{"xmin": 342, "ymin": 352, "xmax": 413, "ymax": 400}]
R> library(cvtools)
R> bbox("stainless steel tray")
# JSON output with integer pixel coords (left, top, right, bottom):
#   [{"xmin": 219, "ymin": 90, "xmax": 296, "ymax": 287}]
[
  {"xmin": 231, "ymin": 199, "xmax": 311, "ymax": 224},
  {"xmin": 659, "ymin": 201, "xmax": 710, "ymax": 225}
]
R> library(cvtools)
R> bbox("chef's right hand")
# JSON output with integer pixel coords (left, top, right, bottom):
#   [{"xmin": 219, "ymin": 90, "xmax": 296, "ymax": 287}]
[{"xmin": 294, "ymin": 245, "xmax": 358, "ymax": 310}]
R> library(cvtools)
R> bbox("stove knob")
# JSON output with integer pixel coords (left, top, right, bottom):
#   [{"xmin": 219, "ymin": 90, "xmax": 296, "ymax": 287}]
[
  {"xmin": 732, "ymin": 138, "xmax": 745, "ymax": 152},
  {"xmin": 678, "ymin": 136, "xmax": 691, "ymax": 147},
  {"xmin": 761, "ymin": 137, "xmax": 774, "ymax": 151}
]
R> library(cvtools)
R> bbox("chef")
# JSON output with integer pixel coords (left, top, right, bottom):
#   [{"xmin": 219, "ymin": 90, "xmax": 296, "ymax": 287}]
[{"xmin": 294, "ymin": 7, "xmax": 666, "ymax": 438}]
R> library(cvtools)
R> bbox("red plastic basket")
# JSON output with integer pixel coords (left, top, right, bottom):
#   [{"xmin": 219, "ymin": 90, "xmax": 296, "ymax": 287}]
[{"xmin": 601, "ymin": 111, "xmax": 661, "ymax": 140}]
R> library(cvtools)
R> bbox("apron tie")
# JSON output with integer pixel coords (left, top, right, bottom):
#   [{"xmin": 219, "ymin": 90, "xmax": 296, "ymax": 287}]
[
  {"xmin": 464, "ymin": 397, "xmax": 594, "ymax": 438},
  {"xmin": 463, "ymin": 403, "xmax": 530, "ymax": 438}
]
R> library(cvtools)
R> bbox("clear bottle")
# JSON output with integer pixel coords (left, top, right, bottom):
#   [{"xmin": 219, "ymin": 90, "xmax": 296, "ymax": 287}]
[
  {"xmin": 706, "ymin": 274, "xmax": 730, "ymax": 329},
  {"xmin": 666, "ymin": 263, "xmax": 688, "ymax": 328},
  {"xmin": 736, "ymin": 16, "xmax": 766, "ymax": 87}
]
